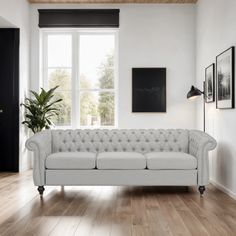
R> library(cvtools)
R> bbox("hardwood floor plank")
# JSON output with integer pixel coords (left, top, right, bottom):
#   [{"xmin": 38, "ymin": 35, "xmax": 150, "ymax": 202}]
[
  {"xmin": 1, "ymin": 189, "xmax": 68, "ymax": 235},
  {"xmin": 159, "ymin": 194, "xmax": 192, "ymax": 235},
  {"xmin": 181, "ymin": 195, "xmax": 232, "ymax": 235},
  {"xmin": 49, "ymin": 187, "xmax": 93, "ymax": 236},
  {"xmin": 110, "ymin": 187, "xmax": 132, "ymax": 236},
  {"xmin": 188, "ymin": 190, "xmax": 236, "ymax": 234},
  {"xmin": 89, "ymin": 187, "xmax": 116, "ymax": 236},
  {"xmin": 168, "ymin": 193, "xmax": 210, "ymax": 236},
  {"xmin": 73, "ymin": 186, "xmax": 105, "ymax": 235},
  {"xmin": 26, "ymin": 189, "xmax": 78, "ymax": 236}
]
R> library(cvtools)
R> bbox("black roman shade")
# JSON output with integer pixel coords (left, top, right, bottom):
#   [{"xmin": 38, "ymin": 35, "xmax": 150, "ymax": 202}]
[{"xmin": 38, "ymin": 9, "xmax": 120, "ymax": 28}]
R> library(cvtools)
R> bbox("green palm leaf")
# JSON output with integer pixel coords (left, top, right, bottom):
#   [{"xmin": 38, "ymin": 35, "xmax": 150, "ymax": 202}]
[{"xmin": 21, "ymin": 86, "xmax": 63, "ymax": 133}]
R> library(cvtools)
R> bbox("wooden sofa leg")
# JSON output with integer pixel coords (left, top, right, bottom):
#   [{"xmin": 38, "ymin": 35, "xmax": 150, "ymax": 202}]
[
  {"xmin": 198, "ymin": 186, "xmax": 205, "ymax": 196},
  {"xmin": 38, "ymin": 186, "xmax": 45, "ymax": 196}
]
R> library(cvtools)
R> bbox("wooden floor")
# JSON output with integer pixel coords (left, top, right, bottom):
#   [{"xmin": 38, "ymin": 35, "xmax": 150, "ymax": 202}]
[{"xmin": 0, "ymin": 171, "xmax": 236, "ymax": 236}]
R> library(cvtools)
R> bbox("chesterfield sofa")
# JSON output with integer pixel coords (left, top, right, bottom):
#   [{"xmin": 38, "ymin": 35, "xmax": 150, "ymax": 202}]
[{"xmin": 26, "ymin": 129, "xmax": 216, "ymax": 196}]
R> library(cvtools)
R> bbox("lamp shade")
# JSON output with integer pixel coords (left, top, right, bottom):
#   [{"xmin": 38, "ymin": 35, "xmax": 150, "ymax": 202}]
[{"xmin": 187, "ymin": 86, "xmax": 203, "ymax": 99}]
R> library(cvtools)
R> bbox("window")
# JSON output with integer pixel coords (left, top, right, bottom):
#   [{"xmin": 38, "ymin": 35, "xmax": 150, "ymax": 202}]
[{"xmin": 41, "ymin": 30, "xmax": 117, "ymax": 128}]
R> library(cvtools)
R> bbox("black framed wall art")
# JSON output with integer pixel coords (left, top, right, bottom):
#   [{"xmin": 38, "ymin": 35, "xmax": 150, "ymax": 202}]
[
  {"xmin": 132, "ymin": 68, "xmax": 166, "ymax": 112},
  {"xmin": 216, "ymin": 47, "xmax": 235, "ymax": 109},
  {"xmin": 205, "ymin": 63, "xmax": 215, "ymax": 103}
]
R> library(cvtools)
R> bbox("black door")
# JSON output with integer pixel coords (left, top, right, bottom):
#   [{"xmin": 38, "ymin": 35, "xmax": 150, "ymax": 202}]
[{"xmin": 0, "ymin": 29, "xmax": 19, "ymax": 172}]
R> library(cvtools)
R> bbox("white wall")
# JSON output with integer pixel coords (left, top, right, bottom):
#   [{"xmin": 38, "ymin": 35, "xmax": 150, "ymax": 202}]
[
  {"xmin": 196, "ymin": 0, "xmax": 236, "ymax": 198},
  {"xmin": 30, "ymin": 4, "xmax": 196, "ymax": 129},
  {"xmin": 0, "ymin": 0, "xmax": 31, "ymax": 171}
]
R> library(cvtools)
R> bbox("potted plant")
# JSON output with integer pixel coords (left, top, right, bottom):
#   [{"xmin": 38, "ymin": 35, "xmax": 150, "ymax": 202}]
[{"xmin": 21, "ymin": 86, "xmax": 62, "ymax": 133}]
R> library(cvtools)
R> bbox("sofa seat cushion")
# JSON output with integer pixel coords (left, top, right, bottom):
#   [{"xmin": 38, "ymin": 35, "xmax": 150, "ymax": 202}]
[
  {"xmin": 46, "ymin": 152, "xmax": 96, "ymax": 169},
  {"xmin": 97, "ymin": 152, "xmax": 146, "ymax": 170},
  {"xmin": 146, "ymin": 152, "xmax": 197, "ymax": 170}
]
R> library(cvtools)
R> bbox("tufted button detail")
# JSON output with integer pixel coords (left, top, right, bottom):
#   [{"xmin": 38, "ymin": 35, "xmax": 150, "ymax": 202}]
[
  {"xmin": 53, "ymin": 129, "xmax": 188, "ymax": 157},
  {"xmin": 59, "ymin": 148, "xmax": 62, "ymax": 152},
  {"xmin": 87, "ymin": 148, "xmax": 90, "ymax": 151},
  {"xmin": 68, "ymin": 148, "xmax": 71, "ymax": 151},
  {"xmin": 114, "ymin": 148, "xmax": 117, "ymax": 151}
]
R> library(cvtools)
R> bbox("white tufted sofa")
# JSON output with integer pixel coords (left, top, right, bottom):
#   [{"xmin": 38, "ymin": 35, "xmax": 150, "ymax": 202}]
[{"xmin": 26, "ymin": 129, "xmax": 216, "ymax": 196}]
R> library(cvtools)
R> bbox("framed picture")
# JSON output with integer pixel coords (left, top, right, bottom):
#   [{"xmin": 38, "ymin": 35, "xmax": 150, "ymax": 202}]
[
  {"xmin": 132, "ymin": 68, "xmax": 166, "ymax": 112},
  {"xmin": 216, "ymin": 47, "xmax": 235, "ymax": 109},
  {"xmin": 205, "ymin": 63, "xmax": 215, "ymax": 103}
]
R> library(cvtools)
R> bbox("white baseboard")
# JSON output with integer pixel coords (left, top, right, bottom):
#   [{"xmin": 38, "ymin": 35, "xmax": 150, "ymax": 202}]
[{"xmin": 210, "ymin": 179, "xmax": 236, "ymax": 200}]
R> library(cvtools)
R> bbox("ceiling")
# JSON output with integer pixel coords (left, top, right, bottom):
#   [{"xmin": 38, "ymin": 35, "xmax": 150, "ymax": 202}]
[{"xmin": 28, "ymin": 0, "xmax": 197, "ymax": 4}]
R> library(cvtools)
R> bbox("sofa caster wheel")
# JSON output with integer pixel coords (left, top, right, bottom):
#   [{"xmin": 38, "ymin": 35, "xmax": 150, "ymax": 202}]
[
  {"xmin": 38, "ymin": 186, "xmax": 45, "ymax": 196},
  {"xmin": 198, "ymin": 186, "xmax": 205, "ymax": 196}
]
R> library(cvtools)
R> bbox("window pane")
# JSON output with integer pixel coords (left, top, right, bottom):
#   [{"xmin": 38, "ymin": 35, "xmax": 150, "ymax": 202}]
[
  {"xmin": 48, "ymin": 69, "xmax": 71, "ymax": 90},
  {"xmin": 98, "ymin": 92, "xmax": 115, "ymax": 126},
  {"xmin": 79, "ymin": 34, "xmax": 115, "ymax": 89},
  {"xmin": 80, "ymin": 91, "xmax": 114, "ymax": 126},
  {"xmin": 48, "ymin": 34, "xmax": 72, "ymax": 67},
  {"xmin": 51, "ymin": 92, "xmax": 72, "ymax": 126}
]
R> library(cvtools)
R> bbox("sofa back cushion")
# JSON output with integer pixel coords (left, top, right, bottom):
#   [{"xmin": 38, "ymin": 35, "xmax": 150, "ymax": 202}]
[{"xmin": 51, "ymin": 129, "xmax": 189, "ymax": 154}]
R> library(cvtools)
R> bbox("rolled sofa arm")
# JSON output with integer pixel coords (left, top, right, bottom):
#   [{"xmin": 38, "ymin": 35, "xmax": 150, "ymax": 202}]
[
  {"xmin": 26, "ymin": 130, "xmax": 52, "ymax": 186},
  {"xmin": 189, "ymin": 130, "xmax": 217, "ymax": 186}
]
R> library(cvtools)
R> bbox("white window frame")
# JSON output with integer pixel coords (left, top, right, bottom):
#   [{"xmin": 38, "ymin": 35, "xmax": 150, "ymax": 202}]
[{"xmin": 40, "ymin": 28, "xmax": 119, "ymax": 129}]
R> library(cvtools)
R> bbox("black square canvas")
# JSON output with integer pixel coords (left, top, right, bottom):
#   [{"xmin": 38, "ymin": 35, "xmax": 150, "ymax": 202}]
[{"xmin": 132, "ymin": 68, "xmax": 166, "ymax": 112}]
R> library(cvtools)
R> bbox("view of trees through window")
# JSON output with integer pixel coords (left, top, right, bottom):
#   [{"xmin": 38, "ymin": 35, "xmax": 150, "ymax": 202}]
[
  {"xmin": 80, "ymin": 52, "xmax": 115, "ymax": 126},
  {"xmin": 49, "ymin": 69, "xmax": 72, "ymax": 125},
  {"xmin": 45, "ymin": 32, "xmax": 116, "ymax": 127}
]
